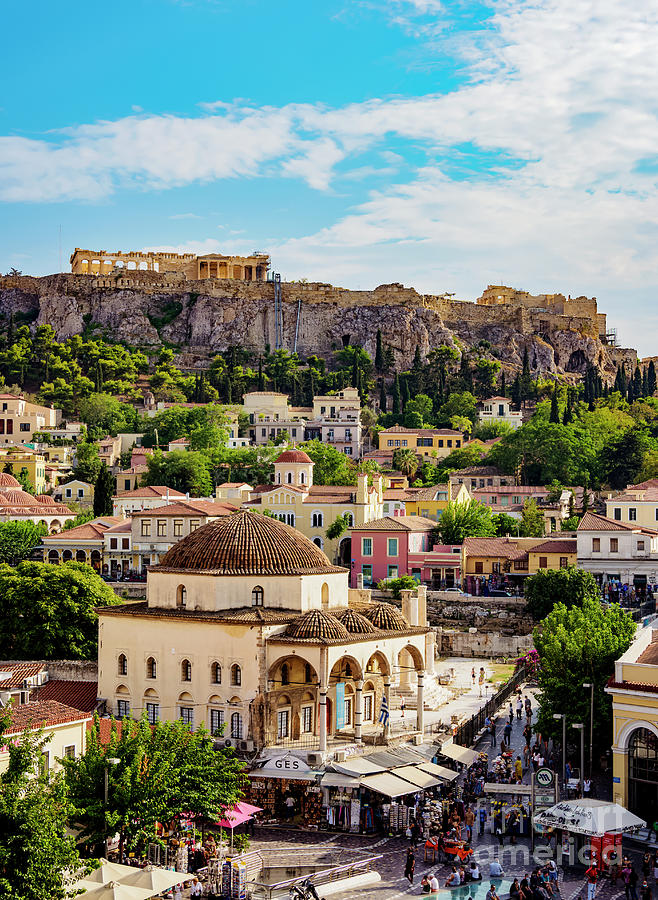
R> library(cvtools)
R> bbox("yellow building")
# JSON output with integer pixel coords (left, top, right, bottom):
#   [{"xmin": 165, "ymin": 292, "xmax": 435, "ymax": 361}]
[
  {"xmin": 0, "ymin": 447, "xmax": 47, "ymax": 493},
  {"xmin": 378, "ymin": 425, "xmax": 465, "ymax": 461},
  {"xmin": 606, "ymin": 479, "xmax": 658, "ymax": 530},
  {"xmin": 244, "ymin": 449, "xmax": 383, "ymax": 564},
  {"xmin": 43, "ymin": 516, "xmax": 124, "ymax": 570},
  {"xmin": 405, "ymin": 482, "xmax": 471, "ymax": 521},
  {"xmin": 461, "ymin": 536, "xmax": 577, "ymax": 591},
  {"xmin": 0, "ymin": 701, "xmax": 91, "ymax": 774},
  {"xmin": 54, "ymin": 479, "xmax": 95, "ymax": 508},
  {"xmin": 0, "ymin": 393, "xmax": 57, "ymax": 446},
  {"xmin": 607, "ymin": 620, "xmax": 658, "ymax": 823}
]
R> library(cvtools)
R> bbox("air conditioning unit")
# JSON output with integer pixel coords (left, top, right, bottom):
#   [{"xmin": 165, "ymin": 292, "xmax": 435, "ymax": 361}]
[
  {"xmin": 214, "ymin": 738, "xmax": 236, "ymax": 751},
  {"xmin": 333, "ymin": 750, "xmax": 347, "ymax": 763},
  {"xmin": 412, "ymin": 734, "xmax": 424, "ymax": 745},
  {"xmin": 307, "ymin": 751, "xmax": 324, "ymax": 766},
  {"xmin": 238, "ymin": 740, "xmax": 255, "ymax": 752}
]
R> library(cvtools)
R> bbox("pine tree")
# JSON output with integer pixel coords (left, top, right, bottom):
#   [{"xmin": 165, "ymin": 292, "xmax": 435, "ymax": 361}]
[
  {"xmin": 375, "ymin": 329, "xmax": 384, "ymax": 373},
  {"xmin": 93, "ymin": 462, "xmax": 114, "ymax": 517},
  {"xmin": 379, "ymin": 379, "xmax": 387, "ymax": 413},
  {"xmin": 549, "ymin": 388, "xmax": 560, "ymax": 423},
  {"xmin": 392, "ymin": 374, "xmax": 402, "ymax": 416},
  {"xmin": 649, "ymin": 360, "xmax": 657, "ymax": 396}
]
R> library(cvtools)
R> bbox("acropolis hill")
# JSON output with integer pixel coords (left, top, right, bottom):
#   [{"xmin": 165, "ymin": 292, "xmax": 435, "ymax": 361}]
[{"xmin": 0, "ymin": 248, "xmax": 637, "ymax": 379}]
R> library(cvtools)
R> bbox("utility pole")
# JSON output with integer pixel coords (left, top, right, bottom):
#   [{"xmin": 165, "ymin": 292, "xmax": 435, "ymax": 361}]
[
  {"xmin": 573, "ymin": 723, "xmax": 585, "ymax": 795},
  {"xmin": 583, "ymin": 682, "xmax": 594, "ymax": 777},
  {"xmin": 553, "ymin": 713, "xmax": 566, "ymax": 797}
]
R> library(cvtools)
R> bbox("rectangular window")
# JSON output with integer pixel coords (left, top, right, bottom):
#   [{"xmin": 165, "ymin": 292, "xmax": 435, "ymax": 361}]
[
  {"xmin": 592, "ymin": 538, "xmax": 600, "ymax": 552},
  {"xmin": 401, "ymin": 439, "xmax": 407, "ymax": 447},
  {"xmin": 362, "ymin": 537, "xmax": 373, "ymax": 556},
  {"xmin": 173, "ymin": 520, "xmax": 183, "ymax": 537},
  {"xmin": 0, "ymin": 421, "xmax": 4, "ymax": 434},
  {"xmin": 539, "ymin": 556, "xmax": 548, "ymax": 569},
  {"xmin": 141, "ymin": 520, "xmax": 151, "ymax": 537},
  {"xmin": 614, "ymin": 508, "xmax": 622, "ymax": 520},
  {"xmin": 388, "ymin": 440, "xmax": 394, "ymax": 447},
  {"xmin": 277, "ymin": 709, "xmax": 290, "ymax": 739},
  {"xmin": 210, "ymin": 708, "xmax": 225, "ymax": 735},
  {"xmin": 560, "ymin": 557, "xmax": 568, "ymax": 568},
  {"xmin": 345, "ymin": 446, "xmax": 353, "ymax": 455},
  {"xmin": 63, "ymin": 745, "xmax": 76, "ymax": 759},
  {"xmin": 110, "ymin": 538, "xmax": 118, "ymax": 549},
  {"xmin": 362, "ymin": 564, "xmax": 373, "ymax": 585},
  {"xmin": 124, "ymin": 479, "xmax": 131, "ymax": 490},
  {"xmin": 638, "ymin": 540, "xmax": 645, "ymax": 551},
  {"xmin": 122, "ymin": 538, "xmax": 129, "ymax": 549},
  {"xmin": 455, "ymin": 440, "xmax": 461, "ymax": 447},
  {"xmin": 117, "ymin": 700, "xmax": 130, "ymax": 718},
  {"xmin": 363, "ymin": 694, "xmax": 373, "ymax": 722},
  {"xmin": 65, "ymin": 488, "xmax": 72, "ymax": 498},
  {"xmin": 190, "ymin": 520, "xmax": 200, "ymax": 532},
  {"xmin": 344, "ymin": 697, "xmax": 352, "ymax": 726},
  {"xmin": 447, "ymin": 440, "xmax": 452, "ymax": 448},
  {"xmin": 146, "ymin": 703, "xmax": 159, "ymax": 724},
  {"xmin": 6, "ymin": 420, "xmax": 12, "ymax": 434},
  {"xmin": 180, "ymin": 707, "xmax": 194, "ymax": 727},
  {"xmin": 438, "ymin": 439, "xmax": 444, "ymax": 448},
  {"xmin": 610, "ymin": 538, "xmax": 619, "ymax": 552},
  {"xmin": 474, "ymin": 561, "xmax": 484, "ymax": 574},
  {"xmin": 302, "ymin": 705, "xmax": 313, "ymax": 733},
  {"xmin": 157, "ymin": 520, "xmax": 166, "ymax": 537},
  {"xmin": 77, "ymin": 488, "xmax": 84, "ymax": 498},
  {"xmin": 387, "ymin": 565, "xmax": 399, "ymax": 578},
  {"xmin": 629, "ymin": 508, "xmax": 637, "ymax": 521},
  {"xmin": 387, "ymin": 538, "xmax": 398, "ymax": 556},
  {"xmin": 292, "ymin": 428, "xmax": 297, "ymax": 438}
]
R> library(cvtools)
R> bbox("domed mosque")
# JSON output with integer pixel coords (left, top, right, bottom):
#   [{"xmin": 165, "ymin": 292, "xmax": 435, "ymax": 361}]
[{"xmin": 97, "ymin": 509, "xmax": 434, "ymax": 755}]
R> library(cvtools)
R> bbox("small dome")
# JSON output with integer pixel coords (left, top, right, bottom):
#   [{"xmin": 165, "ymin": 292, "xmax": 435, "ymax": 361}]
[
  {"xmin": 364, "ymin": 603, "xmax": 409, "ymax": 632},
  {"xmin": 335, "ymin": 608, "xmax": 381, "ymax": 634},
  {"xmin": 285, "ymin": 610, "xmax": 350, "ymax": 641},
  {"xmin": 36, "ymin": 494, "xmax": 56, "ymax": 505},
  {"xmin": 0, "ymin": 473, "xmax": 20, "ymax": 488},
  {"xmin": 275, "ymin": 449, "xmax": 313, "ymax": 464},
  {"xmin": 1, "ymin": 489, "xmax": 37, "ymax": 506},
  {"xmin": 157, "ymin": 509, "xmax": 344, "ymax": 576}
]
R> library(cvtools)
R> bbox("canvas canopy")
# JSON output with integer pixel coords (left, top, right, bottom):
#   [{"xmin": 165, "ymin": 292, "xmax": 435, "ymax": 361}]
[
  {"xmin": 417, "ymin": 761, "xmax": 459, "ymax": 782},
  {"xmin": 533, "ymin": 800, "xmax": 646, "ymax": 836},
  {"xmin": 438, "ymin": 743, "xmax": 479, "ymax": 765},
  {"xmin": 392, "ymin": 765, "xmax": 441, "ymax": 789},
  {"xmin": 121, "ymin": 868, "xmax": 194, "ymax": 893},
  {"xmin": 361, "ymin": 771, "xmax": 420, "ymax": 797}
]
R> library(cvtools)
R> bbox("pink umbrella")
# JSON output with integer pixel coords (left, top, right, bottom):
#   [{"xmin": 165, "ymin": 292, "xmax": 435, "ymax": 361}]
[{"xmin": 216, "ymin": 802, "xmax": 263, "ymax": 853}]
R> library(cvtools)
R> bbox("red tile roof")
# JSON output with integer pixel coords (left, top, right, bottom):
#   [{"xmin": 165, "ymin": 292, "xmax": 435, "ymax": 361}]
[
  {"xmin": 0, "ymin": 662, "xmax": 45, "ymax": 690},
  {"xmin": 354, "ymin": 515, "xmax": 436, "ymax": 532},
  {"xmin": 131, "ymin": 500, "xmax": 237, "ymax": 517},
  {"xmin": 3, "ymin": 700, "xmax": 91, "ymax": 735},
  {"xmin": 116, "ymin": 485, "xmax": 186, "ymax": 499},
  {"xmin": 462, "ymin": 537, "xmax": 529, "ymax": 560},
  {"xmin": 37, "ymin": 680, "xmax": 99, "ymax": 713},
  {"xmin": 43, "ymin": 516, "xmax": 122, "ymax": 543},
  {"xmin": 529, "ymin": 539, "xmax": 577, "ymax": 554},
  {"xmin": 636, "ymin": 642, "xmax": 658, "ymax": 665},
  {"xmin": 578, "ymin": 511, "xmax": 658, "ymax": 535}
]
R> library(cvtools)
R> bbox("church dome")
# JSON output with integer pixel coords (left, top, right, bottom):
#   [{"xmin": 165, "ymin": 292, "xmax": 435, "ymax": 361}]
[
  {"xmin": 0, "ymin": 488, "xmax": 37, "ymax": 506},
  {"xmin": 334, "ymin": 608, "xmax": 381, "ymax": 634},
  {"xmin": 285, "ymin": 609, "xmax": 350, "ymax": 641},
  {"xmin": 0, "ymin": 473, "xmax": 20, "ymax": 488},
  {"xmin": 156, "ymin": 509, "xmax": 345, "ymax": 576},
  {"xmin": 36, "ymin": 494, "xmax": 56, "ymax": 505},
  {"xmin": 363, "ymin": 603, "xmax": 409, "ymax": 632},
  {"xmin": 275, "ymin": 449, "xmax": 313, "ymax": 464}
]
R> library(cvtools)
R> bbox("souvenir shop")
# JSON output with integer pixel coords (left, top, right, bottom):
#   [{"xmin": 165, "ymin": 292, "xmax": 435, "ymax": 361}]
[{"xmin": 246, "ymin": 753, "xmax": 322, "ymax": 827}]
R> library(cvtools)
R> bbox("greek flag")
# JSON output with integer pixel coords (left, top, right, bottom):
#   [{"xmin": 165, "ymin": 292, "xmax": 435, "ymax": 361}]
[{"xmin": 379, "ymin": 695, "xmax": 389, "ymax": 725}]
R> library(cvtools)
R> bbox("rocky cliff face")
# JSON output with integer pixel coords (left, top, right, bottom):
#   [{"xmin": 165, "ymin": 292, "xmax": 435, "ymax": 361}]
[{"xmin": 0, "ymin": 273, "xmax": 635, "ymax": 378}]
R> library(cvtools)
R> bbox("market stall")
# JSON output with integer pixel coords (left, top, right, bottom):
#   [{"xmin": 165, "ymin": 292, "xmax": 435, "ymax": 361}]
[{"xmin": 246, "ymin": 753, "xmax": 322, "ymax": 827}]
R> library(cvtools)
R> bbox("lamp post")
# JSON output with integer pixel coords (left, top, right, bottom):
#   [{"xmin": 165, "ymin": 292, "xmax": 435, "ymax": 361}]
[
  {"xmin": 573, "ymin": 724, "xmax": 585, "ymax": 795},
  {"xmin": 104, "ymin": 757, "xmax": 120, "ymax": 859},
  {"xmin": 583, "ymin": 682, "xmax": 594, "ymax": 778},
  {"xmin": 553, "ymin": 713, "xmax": 566, "ymax": 796}
]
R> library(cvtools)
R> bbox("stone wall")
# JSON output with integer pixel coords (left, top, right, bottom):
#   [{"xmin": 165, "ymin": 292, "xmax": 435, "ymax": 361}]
[{"xmin": 435, "ymin": 627, "xmax": 534, "ymax": 659}]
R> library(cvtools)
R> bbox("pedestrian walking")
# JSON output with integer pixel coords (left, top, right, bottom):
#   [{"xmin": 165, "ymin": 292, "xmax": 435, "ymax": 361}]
[
  {"xmin": 401, "ymin": 697, "xmax": 406, "ymax": 718},
  {"xmin": 509, "ymin": 702, "xmax": 514, "ymax": 724},
  {"xmin": 516, "ymin": 697, "xmax": 523, "ymax": 720},
  {"xmin": 583, "ymin": 777, "xmax": 591, "ymax": 798},
  {"xmin": 523, "ymin": 723, "xmax": 532, "ymax": 747},
  {"xmin": 472, "ymin": 667, "xmax": 476, "ymax": 688},
  {"xmin": 491, "ymin": 716, "xmax": 497, "ymax": 747},
  {"xmin": 504, "ymin": 722, "xmax": 513, "ymax": 746},
  {"xmin": 623, "ymin": 861, "xmax": 633, "ymax": 900},
  {"xmin": 494, "ymin": 811, "xmax": 504, "ymax": 847},
  {"xmin": 631, "ymin": 866, "xmax": 640, "ymax": 900},
  {"xmin": 585, "ymin": 865, "xmax": 598, "ymax": 900},
  {"xmin": 514, "ymin": 756, "xmax": 523, "ymax": 780},
  {"xmin": 641, "ymin": 881, "xmax": 652, "ymax": 900},
  {"xmin": 465, "ymin": 805, "xmax": 475, "ymax": 843},
  {"xmin": 479, "ymin": 806, "xmax": 488, "ymax": 836},
  {"xmin": 404, "ymin": 847, "xmax": 415, "ymax": 884}
]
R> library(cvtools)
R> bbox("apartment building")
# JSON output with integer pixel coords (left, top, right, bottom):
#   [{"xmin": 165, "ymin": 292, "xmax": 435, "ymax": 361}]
[
  {"xmin": 378, "ymin": 425, "xmax": 465, "ymax": 461},
  {"xmin": 606, "ymin": 479, "xmax": 658, "ymax": 530},
  {"xmin": 477, "ymin": 396, "xmax": 523, "ymax": 430},
  {"xmin": 577, "ymin": 511, "xmax": 658, "ymax": 594},
  {"xmin": 0, "ymin": 393, "xmax": 57, "ymax": 445}
]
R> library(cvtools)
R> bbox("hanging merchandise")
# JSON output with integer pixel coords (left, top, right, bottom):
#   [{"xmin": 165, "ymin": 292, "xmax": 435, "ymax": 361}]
[
  {"xmin": 231, "ymin": 859, "xmax": 247, "ymax": 900},
  {"xmin": 350, "ymin": 797, "xmax": 361, "ymax": 834}
]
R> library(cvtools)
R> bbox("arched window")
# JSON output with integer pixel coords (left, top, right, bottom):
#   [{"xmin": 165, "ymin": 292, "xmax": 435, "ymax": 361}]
[
  {"xmin": 231, "ymin": 712, "xmax": 243, "ymax": 739},
  {"xmin": 300, "ymin": 472, "xmax": 306, "ymax": 484},
  {"xmin": 287, "ymin": 472, "xmax": 293, "ymax": 484},
  {"xmin": 321, "ymin": 582, "xmax": 329, "ymax": 609},
  {"xmin": 231, "ymin": 664, "xmax": 241, "ymax": 686},
  {"xmin": 313, "ymin": 537, "xmax": 323, "ymax": 549},
  {"xmin": 629, "ymin": 727, "xmax": 658, "ymax": 818},
  {"xmin": 281, "ymin": 663, "xmax": 289, "ymax": 685},
  {"xmin": 118, "ymin": 654, "xmax": 127, "ymax": 676},
  {"xmin": 252, "ymin": 585, "xmax": 264, "ymax": 607},
  {"xmin": 345, "ymin": 662, "xmax": 352, "ymax": 678},
  {"xmin": 286, "ymin": 513, "xmax": 295, "ymax": 526},
  {"xmin": 146, "ymin": 657, "xmax": 157, "ymax": 679},
  {"xmin": 277, "ymin": 472, "xmax": 281, "ymax": 484},
  {"xmin": 176, "ymin": 585, "xmax": 187, "ymax": 608},
  {"xmin": 345, "ymin": 513, "xmax": 354, "ymax": 527},
  {"xmin": 181, "ymin": 659, "xmax": 192, "ymax": 682},
  {"xmin": 211, "ymin": 662, "xmax": 221, "ymax": 684},
  {"xmin": 312, "ymin": 512, "xmax": 323, "ymax": 528},
  {"xmin": 305, "ymin": 663, "xmax": 313, "ymax": 684}
]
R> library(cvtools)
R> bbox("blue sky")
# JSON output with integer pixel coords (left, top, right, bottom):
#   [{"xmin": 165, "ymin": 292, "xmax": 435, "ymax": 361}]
[{"xmin": 2, "ymin": 0, "xmax": 658, "ymax": 355}]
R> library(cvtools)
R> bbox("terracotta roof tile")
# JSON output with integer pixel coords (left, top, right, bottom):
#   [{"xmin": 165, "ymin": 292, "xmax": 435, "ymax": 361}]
[
  {"xmin": 285, "ymin": 610, "xmax": 351, "ymax": 640},
  {"xmin": 450, "ymin": 466, "xmax": 503, "ymax": 477},
  {"xmin": 530, "ymin": 539, "xmax": 577, "ymax": 554},
  {"xmin": 37, "ymin": 680, "xmax": 99, "ymax": 713},
  {"xmin": 4, "ymin": 700, "xmax": 91, "ymax": 735},
  {"xmin": 275, "ymin": 449, "xmax": 313, "ymax": 464},
  {"xmin": 462, "ymin": 537, "xmax": 529, "ymax": 560},
  {"xmin": 578, "ymin": 511, "xmax": 658, "ymax": 534},
  {"xmin": 131, "ymin": 500, "xmax": 237, "ymax": 517},
  {"xmin": 354, "ymin": 515, "xmax": 436, "ymax": 532},
  {"xmin": 116, "ymin": 486, "xmax": 186, "ymax": 499},
  {"xmin": 0, "ymin": 662, "xmax": 45, "ymax": 690},
  {"xmin": 43, "ymin": 517, "xmax": 122, "ymax": 543},
  {"xmin": 97, "ymin": 602, "xmax": 299, "ymax": 624}
]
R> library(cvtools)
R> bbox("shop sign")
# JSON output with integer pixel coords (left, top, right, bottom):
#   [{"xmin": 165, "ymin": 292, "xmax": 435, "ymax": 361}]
[
  {"xmin": 307, "ymin": 786, "xmax": 321, "ymax": 794},
  {"xmin": 256, "ymin": 752, "xmax": 313, "ymax": 778},
  {"xmin": 335, "ymin": 682, "xmax": 345, "ymax": 730},
  {"xmin": 535, "ymin": 768, "xmax": 554, "ymax": 788}
]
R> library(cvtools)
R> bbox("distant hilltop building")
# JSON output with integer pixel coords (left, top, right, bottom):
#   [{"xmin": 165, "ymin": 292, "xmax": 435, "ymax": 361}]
[{"xmin": 69, "ymin": 247, "xmax": 270, "ymax": 281}]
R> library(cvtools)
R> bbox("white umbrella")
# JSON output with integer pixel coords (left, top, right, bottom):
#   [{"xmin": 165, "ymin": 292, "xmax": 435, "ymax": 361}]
[
  {"xmin": 121, "ymin": 866, "xmax": 195, "ymax": 893},
  {"xmin": 533, "ymin": 799, "xmax": 646, "ymax": 836},
  {"xmin": 73, "ymin": 863, "xmax": 140, "ymax": 888},
  {"xmin": 73, "ymin": 881, "xmax": 154, "ymax": 900}
]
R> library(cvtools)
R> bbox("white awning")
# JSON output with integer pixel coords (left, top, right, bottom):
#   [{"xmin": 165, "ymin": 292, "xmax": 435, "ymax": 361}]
[
  {"xmin": 533, "ymin": 800, "xmax": 646, "ymax": 836},
  {"xmin": 438, "ymin": 742, "xmax": 479, "ymax": 765},
  {"xmin": 417, "ymin": 761, "xmax": 459, "ymax": 782},
  {"xmin": 335, "ymin": 757, "xmax": 385, "ymax": 776},
  {"xmin": 320, "ymin": 772, "xmax": 361, "ymax": 788},
  {"xmin": 392, "ymin": 765, "xmax": 440, "ymax": 789},
  {"xmin": 361, "ymin": 772, "xmax": 420, "ymax": 798},
  {"xmin": 483, "ymin": 783, "xmax": 532, "ymax": 795}
]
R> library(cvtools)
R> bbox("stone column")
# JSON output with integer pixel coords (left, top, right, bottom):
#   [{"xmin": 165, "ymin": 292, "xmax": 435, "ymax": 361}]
[
  {"xmin": 354, "ymin": 678, "xmax": 363, "ymax": 741},
  {"xmin": 319, "ymin": 647, "xmax": 328, "ymax": 752},
  {"xmin": 383, "ymin": 676, "xmax": 391, "ymax": 739},
  {"xmin": 416, "ymin": 671, "xmax": 425, "ymax": 735}
]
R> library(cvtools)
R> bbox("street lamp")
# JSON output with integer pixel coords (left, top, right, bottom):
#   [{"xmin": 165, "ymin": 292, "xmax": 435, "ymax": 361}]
[
  {"xmin": 573, "ymin": 724, "xmax": 585, "ymax": 795},
  {"xmin": 104, "ymin": 757, "xmax": 120, "ymax": 859},
  {"xmin": 553, "ymin": 713, "xmax": 566, "ymax": 795},
  {"xmin": 583, "ymin": 682, "xmax": 594, "ymax": 778}
]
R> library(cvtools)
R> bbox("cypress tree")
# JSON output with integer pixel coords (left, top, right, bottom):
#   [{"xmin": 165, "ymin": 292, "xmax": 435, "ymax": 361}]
[
  {"xmin": 643, "ymin": 367, "xmax": 649, "ymax": 398},
  {"xmin": 649, "ymin": 361, "xmax": 657, "ymax": 395},
  {"xmin": 379, "ymin": 379, "xmax": 387, "ymax": 413},
  {"xmin": 500, "ymin": 371, "xmax": 506, "ymax": 397},
  {"xmin": 582, "ymin": 476, "xmax": 590, "ymax": 513},
  {"xmin": 520, "ymin": 348, "xmax": 532, "ymax": 400},
  {"xmin": 258, "ymin": 358, "xmax": 265, "ymax": 390},
  {"xmin": 627, "ymin": 382, "xmax": 634, "ymax": 404},
  {"xmin": 226, "ymin": 376, "xmax": 233, "ymax": 404},
  {"xmin": 511, "ymin": 373, "xmax": 521, "ymax": 405},
  {"xmin": 562, "ymin": 404, "xmax": 572, "ymax": 425},
  {"xmin": 401, "ymin": 375, "xmax": 411, "ymax": 410},
  {"xmin": 633, "ymin": 365, "xmax": 642, "ymax": 400},
  {"xmin": 613, "ymin": 365, "xmax": 622, "ymax": 394},
  {"xmin": 93, "ymin": 462, "xmax": 114, "ymax": 517},
  {"xmin": 602, "ymin": 382, "xmax": 609, "ymax": 398},
  {"xmin": 352, "ymin": 353, "xmax": 359, "ymax": 388},
  {"xmin": 549, "ymin": 388, "xmax": 560, "ymax": 423},
  {"xmin": 7, "ymin": 313, "xmax": 14, "ymax": 346},
  {"xmin": 619, "ymin": 364, "xmax": 627, "ymax": 395},
  {"xmin": 392, "ymin": 374, "xmax": 401, "ymax": 416},
  {"xmin": 308, "ymin": 370, "xmax": 316, "ymax": 404},
  {"xmin": 375, "ymin": 329, "xmax": 384, "ymax": 373}
]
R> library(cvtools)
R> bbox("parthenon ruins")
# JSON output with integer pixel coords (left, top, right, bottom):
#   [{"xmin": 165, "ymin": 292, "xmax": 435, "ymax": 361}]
[{"xmin": 70, "ymin": 248, "xmax": 271, "ymax": 281}]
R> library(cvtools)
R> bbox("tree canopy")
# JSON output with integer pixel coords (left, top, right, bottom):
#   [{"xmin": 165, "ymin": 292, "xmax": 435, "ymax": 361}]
[
  {"xmin": 432, "ymin": 498, "xmax": 496, "ymax": 544},
  {"xmin": 524, "ymin": 566, "xmax": 600, "ymax": 620},
  {"xmin": 0, "ymin": 521, "xmax": 46, "ymax": 566},
  {"xmin": 300, "ymin": 440, "xmax": 356, "ymax": 486}
]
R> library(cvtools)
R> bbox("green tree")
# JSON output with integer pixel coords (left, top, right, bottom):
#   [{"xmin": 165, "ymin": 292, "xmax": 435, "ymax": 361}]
[
  {"xmin": 432, "ymin": 499, "xmax": 496, "ymax": 544},
  {"xmin": 0, "ymin": 712, "xmax": 81, "ymax": 900},
  {"xmin": 144, "ymin": 449, "xmax": 213, "ymax": 496},
  {"xmin": 64, "ymin": 715, "xmax": 245, "ymax": 858},
  {"xmin": 0, "ymin": 561, "xmax": 120, "ymax": 658},
  {"xmin": 0, "ymin": 521, "xmax": 47, "ymax": 566},
  {"xmin": 600, "ymin": 427, "xmax": 653, "ymax": 488},
  {"xmin": 79, "ymin": 393, "xmax": 137, "ymax": 435},
  {"xmin": 93, "ymin": 462, "xmax": 114, "ymax": 517},
  {"xmin": 63, "ymin": 510, "xmax": 96, "ymax": 531},
  {"xmin": 73, "ymin": 441, "xmax": 102, "ymax": 485},
  {"xmin": 14, "ymin": 469, "xmax": 35, "ymax": 494},
  {"xmin": 549, "ymin": 389, "xmax": 560, "ymax": 423},
  {"xmin": 648, "ymin": 360, "xmax": 657, "ymax": 396},
  {"xmin": 392, "ymin": 447, "xmax": 419, "ymax": 479},
  {"xmin": 438, "ymin": 391, "xmax": 478, "ymax": 426},
  {"xmin": 392, "ymin": 374, "xmax": 402, "ymax": 416},
  {"xmin": 561, "ymin": 514, "xmax": 580, "ymax": 531},
  {"xmin": 491, "ymin": 512, "xmax": 520, "ymax": 536},
  {"xmin": 376, "ymin": 575, "xmax": 419, "ymax": 599},
  {"xmin": 326, "ymin": 513, "xmax": 351, "ymax": 541},
  {"xmin": 534, "ymin": 599, "xmax": 635, "ymax": 746},
  {"xmin": 300, "ymin": 440, "xmax": 356, "ymax": 486},
  {"xmin": 519, "ymin": 498, "xmax": 546, "ymax": 537},
  {"xmin": 375, "ymin": 330, "xmax": 384, "ymax": 373},
  {"xmin": 525, "ymin": 566, "xmax": 600, "ymax": 620}
]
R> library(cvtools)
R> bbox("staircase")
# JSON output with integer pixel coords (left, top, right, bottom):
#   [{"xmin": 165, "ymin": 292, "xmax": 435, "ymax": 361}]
[{"xmin": 390, "ymin": 672, "xmax": 450, "ymax": 711}]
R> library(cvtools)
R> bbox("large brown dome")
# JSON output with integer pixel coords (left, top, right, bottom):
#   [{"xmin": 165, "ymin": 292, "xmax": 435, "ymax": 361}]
[
  {"xmin": 0, "ymin": 473, "xmax": 20, "ymax": 488},
  {"xmin": 364, "ymin": 603, "xmax": 409, "ymax": 632},
  {"xmin": 285, "ymin": 610, "xmax": 350, "ymax": 641},
  {"xmin": 335, "ymin": 608, "xmax": 381, "ymax": 634},
  {"xmin": 275, "ymin": 449, "xmax": 313, "ymax": 464},
  {"xmin": 156, "ymin": 509, "xmax": 345, "ymax": 576}
]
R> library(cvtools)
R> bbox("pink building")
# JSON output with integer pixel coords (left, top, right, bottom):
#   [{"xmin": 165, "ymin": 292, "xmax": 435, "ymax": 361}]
[{"xmin": 350, "ymin": 515, "xmax": 461, "ymax": 589}]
